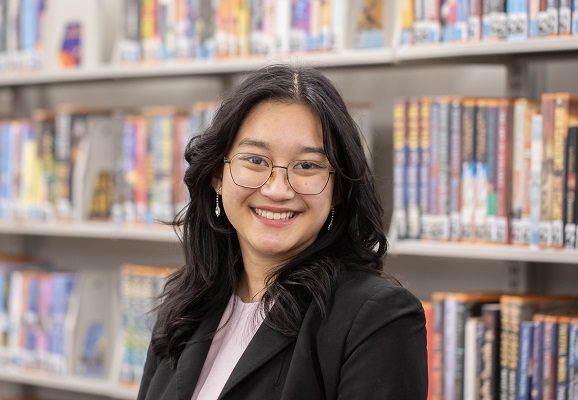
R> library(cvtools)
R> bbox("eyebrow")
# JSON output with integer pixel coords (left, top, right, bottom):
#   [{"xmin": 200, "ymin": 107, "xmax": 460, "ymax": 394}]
[{"xmin": 238, "ymin": 138, "xmax": 326, "ymax": 156}]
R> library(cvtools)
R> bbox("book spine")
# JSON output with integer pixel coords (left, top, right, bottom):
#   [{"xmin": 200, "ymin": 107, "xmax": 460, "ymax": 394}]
[
  {"xmin": 393, "ymin": 98, "xmax": 409, "ymax": 240},
  {"xmin": 551, "ymin": 95, "xmax": 570, "ymax": 248},
  {"xmin": 449, "ymin": 98, "xmax": 462, "ymax": 241},
  {"xmin": 511, "ymin": 100, "xmax": 527, "ymax": 244},
  {"xmin": 464, "ymin": 317, "xmax": 482, "ymax": 400},
  {"xmin": 544, "ymin": 316, "xmax": 560, "ymax": 400},
  {"xmin": 532, "ymin": 315, "xmax": 545, "ymax": 400},
  {"xmin": 530, "ymin": 114, "xmax": 544, "ymax": 248},
  {"xmin": 496, "ymin": 100, "xmax": 513, "ymax": 244},
  {"xmin": 439, "ymin": 98, "xmax": 451, "ymax": 240},
  {"xmin": 522, "ymin": 103, "xmax": 538, "ymax": 245},
  {"xmin": 481, "ymin": 304, "xmax": 502, "ymax": 400},
  {"xmin": 529, "ymin": 0, "xmax": 541, "ymax": 36},
  {"xmin": 430, "ymin": 99, "xmax": 442, "ymax": 239},
  {"xmin": 432, "ymin": 293, "xmax": 446, "ymax": 400},
  {"xmin": 444, "ymin": 296, "xmax": 458, "ymax": 400},
  {"xmin": 517, "ymin": 320, "xmax": 535, "ymax": 400},
  {"xmin": 541, "ymin": 95, "xmax": 556, "ymax": 247},
  {"xmin": 501, "ymin": 298, "xmax": 511, "ymax": 400},
  {"xmin": 468, "ymin": 0, "xmax": 483, "ymax": 39},
  {"xmin": 400, "ymin": 0, "xmax": 415, "ymax": 45},
  {"xmin": 563, "ymin": 127, "xmax": 578, "ymax": 249},
  {"xmin": 407, "ymin": 98, "xmax": 421, "ymax": 239},
  {"xmin": 461, "ymin": 99, "xmax": 477, "ymax": 241},
  {"xmin": 557, "ymin": 318, "xmax": 570, "ymax": 400},
  {"xmin": 560, "ymin": 0, "xmax": 573, "ymax": 33},
  {"xmin": 486, "ymin": 100, "xmax": 499, "ymax": 243},
  {"xmin": 475, "ymin": 100, "xmax": 489, "ymax": 242},
  {"xmin": 568, "ymin": 318, "xmax": 578, "ymax": 399},
  {"xmin": 573, "ymin": 0, "xmax": 578, "ymax": 33},
  {"xmin": 420, "ymin": 97, "xmax": 432, "ymax": 239}
]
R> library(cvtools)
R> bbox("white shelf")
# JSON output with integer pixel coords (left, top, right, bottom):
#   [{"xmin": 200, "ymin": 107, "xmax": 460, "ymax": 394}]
[
  {"xmin": 390, "ymin": 240, "xmax": 578, "ymax": 264},
  {"xmin": 0, "ymin": 221, "xmax": 179, "ymax": 242},
  {"xmin": 396, "ymin": 36, "xmax": 578, "ymax": 61},
  {"xmin": 0, "ymin": 369, "xmax": 137, "ymax": 399},
  {"xmin": 0, "ymin": 48, "xmax": 394, "ymax": 87}
]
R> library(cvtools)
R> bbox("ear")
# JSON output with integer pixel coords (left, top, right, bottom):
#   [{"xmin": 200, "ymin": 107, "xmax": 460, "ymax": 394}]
[{"xmin": 211, "ymin": 173, "xmax": 223, "ymax": 193}]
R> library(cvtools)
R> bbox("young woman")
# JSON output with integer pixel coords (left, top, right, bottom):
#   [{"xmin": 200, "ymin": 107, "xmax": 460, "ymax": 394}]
[{"xmin": 137, "ymin": 65, "xmax": 427, "ymax": 400}]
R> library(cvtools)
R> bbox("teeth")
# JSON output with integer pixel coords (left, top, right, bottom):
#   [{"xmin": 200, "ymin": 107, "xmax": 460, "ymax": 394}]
[{"xmin": 254, "ymin": 208, "xmax": 295, "ymax": 221}]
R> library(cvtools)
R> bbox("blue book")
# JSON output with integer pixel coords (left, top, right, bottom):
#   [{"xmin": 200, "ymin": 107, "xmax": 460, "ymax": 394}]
[
  {"xmin": 517, "ymin": 320, "xmax": 535, "ymax": 400},
  {"xmin": 531, "ymin": 316, "xmax": 545, "ymax": 400},
  {"xmin": 568, "ymin": 319, "xmax": 578, "ymax": 400}
]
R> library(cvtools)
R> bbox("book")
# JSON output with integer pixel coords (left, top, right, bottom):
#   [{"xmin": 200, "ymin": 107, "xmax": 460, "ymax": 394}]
[
  {"xmin": 480, "ymin": 303, "xmax": 501, "ymax": 400},
  {"xmin": 444, "ymin": 292, "xmax": 500, "ymax": 400},
  {"xmin": 393, "ymin": 98, "xmax": 408, "ymax": 240},
  {"xmin": 563, "ymin": 127, "xmax": 578, "ymax": 249},
  {"xmin": 516, "ymin": 320, "xmax": 535, "ymax": 400}
]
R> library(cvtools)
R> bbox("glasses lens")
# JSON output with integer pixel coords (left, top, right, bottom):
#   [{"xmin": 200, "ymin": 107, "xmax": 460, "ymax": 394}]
[
  {"xmin": 288, "ymin": 160, "xmax": 331, "ymax": 195},
  {"xmin": 230, "ymin": 154, "xmax": 272, "ymax": 188}
]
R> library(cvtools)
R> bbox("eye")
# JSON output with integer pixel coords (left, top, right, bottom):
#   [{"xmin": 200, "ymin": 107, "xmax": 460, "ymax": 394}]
[
  {"xmin": 238, "ymin": 154, "xmax": 270, "ymax": 167},
  {"xmin": 293, "ymin": 161, "xmax": 324, "ymax": 170}
]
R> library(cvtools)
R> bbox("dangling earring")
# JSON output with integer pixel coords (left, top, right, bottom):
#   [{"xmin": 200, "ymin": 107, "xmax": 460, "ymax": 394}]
[
  {"xmin": 327, "ymin": 208, "xmax": 334, "ymax": 231},
  {"xmin": 215, "ymin": 187, "xmax": 221, "ymax": 217}
]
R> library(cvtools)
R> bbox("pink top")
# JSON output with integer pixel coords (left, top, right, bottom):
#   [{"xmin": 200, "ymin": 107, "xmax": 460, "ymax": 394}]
[{"xmin": 191, "ymin": 295, "xmax": 265, "ymax": 400}]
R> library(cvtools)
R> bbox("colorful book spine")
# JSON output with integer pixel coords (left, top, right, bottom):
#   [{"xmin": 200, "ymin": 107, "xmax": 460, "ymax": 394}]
[
  {"xmin": 468, "ymin": 0, "xmax": 483, "ymax": 39},
  {"xmin": 557, "ymin": 316, "xmax": 571, "ymax": 400},
  {"xmin": 407, "ymin": 98, "xmax": 421, "ymax": 239},
  {"xmin": 438, "ymin": 97, "xmax": 451, "ymax": 240},
  {"xmin": 461, "ymin": 99, "xmax": 477, "ymax": 241},
  {"xmin": 475, "ymin": 99, "xmax": 489, "ymax": 242},
  {"xmin": 530, "ymin": 114, "xmax": 544, "ymax": 248},
  {"xmin": 532, "ymin": 314, "xmax": 546, "ymax": 400},
  {"xmin": 393, "ymin": 98, "xmax": 408, "ymax": 240},
  {"xmin": 480, "ymin": 303, "xmax": 501, "ymax": 400},
  {"xmin": 430, "ymin": 99, "xmax": 442, "ymax": 240},
  {"xmin": 431, "ymin": 292, "xmax": 447, "ymax": 400},
  {"xmin": 517, "ymin": 320, "xmax": 535, "ymax": 400},
  {"xmin": 496, "ymin": 99, "xmax": 513, "ymax": 244},
  {"xmin": 419, "ymin": 97, "xmax": 432, "ymax": 239},
  {"xmin": 563, "ymin": 127, "xmax": 578, "ymax": 249},
  {"xmin": 486, "ymin": 100, "xmax": 499, "ymax": 243},
  {"xmin": 543, "ymin": 315, "xmax": 560, "ymax": 400},
  {"xmin": 507, "ymin": 0, "xmax": 529, "ymax": 40},
  {"xmin": 560, "ymin": 0, "xmax": 573, "ymax": 33},
  {"xmin": 449, "ymin": 98, "xmax": 463, "ymax": 241},
  {"xmin": 569, "ymin": 317, "xmax": 578, "ymax": 398}
]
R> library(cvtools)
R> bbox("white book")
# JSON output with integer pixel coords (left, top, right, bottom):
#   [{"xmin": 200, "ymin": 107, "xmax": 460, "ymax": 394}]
[
  {"xmin": 43, "ymin": 0, "xmax": 104, "ymax": 70},
  {"xmin": 464, "ymin": 317, "xmax": 482, "ymax": 400}
]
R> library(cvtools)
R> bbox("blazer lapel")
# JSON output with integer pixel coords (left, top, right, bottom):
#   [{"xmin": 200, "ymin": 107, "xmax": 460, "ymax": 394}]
[
  {"xmin": 218, "ymin": 320, "xmax": 295, "ymax": 399},
  {"xmin": 175, "ymin": 301, "xmax": 228, "ymax": 400}
]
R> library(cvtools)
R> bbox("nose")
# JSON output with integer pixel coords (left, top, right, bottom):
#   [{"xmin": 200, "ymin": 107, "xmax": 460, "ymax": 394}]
[{"xmin": 260, "ymin": 167, "xmax": 295, "ymax": 200}]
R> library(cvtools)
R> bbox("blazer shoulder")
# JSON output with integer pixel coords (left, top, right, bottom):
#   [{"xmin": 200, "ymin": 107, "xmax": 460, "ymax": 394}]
[{"xmin": 330, "ymin": 270, "xmax": 424, "ymax": 327}]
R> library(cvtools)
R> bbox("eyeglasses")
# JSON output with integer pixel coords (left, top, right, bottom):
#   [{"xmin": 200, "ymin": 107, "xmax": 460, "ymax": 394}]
[{"xmin": 224, "ymin": 153, "xmax": 334, "ymax": 195}]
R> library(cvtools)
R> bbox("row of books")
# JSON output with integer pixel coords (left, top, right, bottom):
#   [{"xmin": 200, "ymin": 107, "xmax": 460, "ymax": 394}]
[
  {"xmin": 0, "ymin": 0, "xmax": 104, "ymax": 73},
  {"xmin": 0, "ymin": 255, "xmax": 175, "ymax": 386},
  {"xmin": 0, "ymin": 0, "xmax": 389, "ymax": 74},
  {"xmin": 0, "ymin": 101, "xmax": 372, "ymax": 225},
  {"xmin": 424, "ymin": 292, "xmax": 578, "ymax": 400},
  {"xmin": 400, "ymin": 0, "xmax": 578, "ymax": 45},
  {"xmin": 117, "ymin": 0, "xmax": 389, "ymax": 63},
  {"xmin": 0, "ymin": 102, "xmax": 218, "ymax": 224},
  {"xmin": 392, "ymin": 94, "xmax": 578, "ymax": 249}
]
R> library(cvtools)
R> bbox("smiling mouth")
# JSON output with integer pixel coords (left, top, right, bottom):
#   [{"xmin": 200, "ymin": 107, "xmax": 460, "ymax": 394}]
[{"xmin": 253, "ymin": 208, "xmax": 296, "ymax": 221}]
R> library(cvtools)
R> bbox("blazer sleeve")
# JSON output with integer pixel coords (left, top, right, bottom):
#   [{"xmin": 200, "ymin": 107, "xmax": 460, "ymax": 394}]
[
  {"xmin": 136, "ymin": 343, "xmax": 159, "ymax": 400},
  {"xmin": 337, "ymin": 285, "xmax": 428, "ymax": 400}
]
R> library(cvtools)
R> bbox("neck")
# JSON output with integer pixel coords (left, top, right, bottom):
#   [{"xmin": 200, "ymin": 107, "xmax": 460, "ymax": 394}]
[{"xmin": 237, "ymin": 250, "xmax": 282, "ymax": 303}]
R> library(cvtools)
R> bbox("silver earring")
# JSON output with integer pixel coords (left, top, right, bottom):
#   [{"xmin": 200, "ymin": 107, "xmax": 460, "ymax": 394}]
[
  {"xmin": 215, "ymin": 188, "xmax": 221, "ymax": 217},
  {"xmin": 327, "ymin": 208, "xmax": 334, "ymax": 231}
]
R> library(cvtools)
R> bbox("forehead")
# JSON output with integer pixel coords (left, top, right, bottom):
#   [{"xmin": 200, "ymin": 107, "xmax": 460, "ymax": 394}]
[{"xmin": 231, "ymin": 101, "xmax": 324, "ymax": 153}]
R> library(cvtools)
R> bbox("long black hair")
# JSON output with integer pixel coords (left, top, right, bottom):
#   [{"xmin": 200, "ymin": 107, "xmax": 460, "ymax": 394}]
[{"xmin": 152, "ymin": 64, "xmax": 391, "ymax": 365}]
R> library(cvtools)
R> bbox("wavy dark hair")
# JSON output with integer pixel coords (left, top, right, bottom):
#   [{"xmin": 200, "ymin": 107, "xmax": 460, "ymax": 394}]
[{"xmin": 151, "ymin": 64, "xmax": 391, "ymax": 365}]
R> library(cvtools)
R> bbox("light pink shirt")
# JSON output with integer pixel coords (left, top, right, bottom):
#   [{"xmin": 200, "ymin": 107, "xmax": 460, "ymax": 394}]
[{"xmin": 191, "ymin": 295, "xmax": 265, "ymax": 400}]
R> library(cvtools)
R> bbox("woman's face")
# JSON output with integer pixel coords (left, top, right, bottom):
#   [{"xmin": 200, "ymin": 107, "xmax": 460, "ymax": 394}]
[{"xmin": 216, "ymin": 101, "xmax": 334, "ymax": 264}]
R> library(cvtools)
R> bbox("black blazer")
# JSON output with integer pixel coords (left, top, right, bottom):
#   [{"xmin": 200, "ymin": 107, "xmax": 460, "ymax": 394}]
[{"xmin": 137, "ymin": 270, "xmax": 428, "ymax": 400}]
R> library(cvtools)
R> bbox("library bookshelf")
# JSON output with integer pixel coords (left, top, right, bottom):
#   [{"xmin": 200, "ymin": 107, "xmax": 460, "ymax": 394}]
[{"xmin": 2, "ymin": 1, "xmax": 578, "ymax": 399}]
